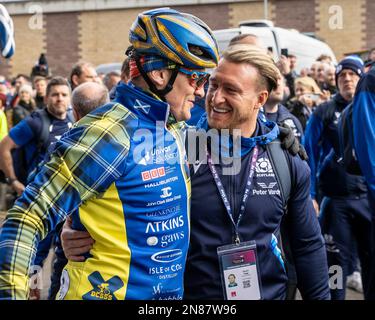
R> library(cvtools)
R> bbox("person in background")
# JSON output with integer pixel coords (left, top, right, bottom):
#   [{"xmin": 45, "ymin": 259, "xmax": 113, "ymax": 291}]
[
  {"xmin": 264, "ymin": 71, "xmax": 304, "ymax": 141},
  {"xmin": 8, "ymin": 83, "xmax": 36, "ymax": 127},
  {"xmin": 322, "ymin": 64, "xmax": 337, "ymax": 96},
  {"xmin": 69, "ymin": 62, "xmax": 99, "ymax": 90},
  {"xmin": 304, "ymin": 56, "xmax": 363, "ymax": 215},
  {"xmin": 33, "ymin": 76, "xmax": 47, "ymax": 109},
  {"xmin": 0, "ymin": 77, "xmax": 73, "ymax": 196},
  {"xmin": 103, "ymin": 71, "xmax": 121, "ymax": 92},
  {"xmin": 8, "ymin": 74, "xmax": 31, "ymax": 108},
  {"xmin": 286, "ymin": 76, "xmax": 323, "ymax": 130},
  {"xmin": 0, "ymin": 93, "xmax": 7, "ymax": 140}
]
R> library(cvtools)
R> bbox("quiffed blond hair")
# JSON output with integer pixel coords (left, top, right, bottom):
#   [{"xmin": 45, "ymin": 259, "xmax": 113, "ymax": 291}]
[
  {"xmin": 222, "ymin": 44, "xmax": 279, "ymax": 93},
  {"xmin": 294, "ymin": 76, "xmax": 322, "ymax": 95}
]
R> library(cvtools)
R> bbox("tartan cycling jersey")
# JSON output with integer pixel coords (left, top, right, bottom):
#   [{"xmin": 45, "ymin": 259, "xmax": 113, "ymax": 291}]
[{"xmin": 0, "ymin": 82, "xmax": 191, "ymax": 300}]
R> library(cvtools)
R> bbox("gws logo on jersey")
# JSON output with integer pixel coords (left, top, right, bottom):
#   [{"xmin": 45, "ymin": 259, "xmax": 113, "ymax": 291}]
[
  {"xmin": 151, "ymin": 249, "xmax": 183, "ymax": 263},
  {"xmin": 141, "ymin": 167, "xmax": 166, "ymax": 181},
  {"xmin": 82, "ymin": 271, "xmax": 124, "ymax": 300},
  {"xmin": 134, "ymin": 99, "xmax": 151, "ymax": 114},
  {"xmin": 255, "ymin": 157, "xmax": 274, "ymax": 177}
]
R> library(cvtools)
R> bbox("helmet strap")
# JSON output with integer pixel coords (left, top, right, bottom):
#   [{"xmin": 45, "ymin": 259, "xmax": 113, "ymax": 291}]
[{"xmin": 135, "ymin": 56, "xmax": 180, "ymax": 102}]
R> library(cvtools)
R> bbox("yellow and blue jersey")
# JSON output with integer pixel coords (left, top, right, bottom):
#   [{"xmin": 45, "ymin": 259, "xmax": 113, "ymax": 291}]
[{"xmin": 0, "ymin": 82, "xmax": 191, "ymax": 300}]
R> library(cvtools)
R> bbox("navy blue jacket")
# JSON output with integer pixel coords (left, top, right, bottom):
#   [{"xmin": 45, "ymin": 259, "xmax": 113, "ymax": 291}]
[
  {"xmin": 265, "ymin": 104, "xmax": 304, "ymax": 142},
  {"xmin": 304, "ymin": 94, "xmax": 352, "ymax": 198},
  {"xmin": 352, "ymin": 67, "xmax": 375, "ymax": 202},
  {"xmin": 184, "ymin": 116, "xmax": 330, "ymax": 300}
]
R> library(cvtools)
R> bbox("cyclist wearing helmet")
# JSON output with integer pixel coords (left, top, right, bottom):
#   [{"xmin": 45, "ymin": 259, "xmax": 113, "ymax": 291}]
[{"xmin": 0, "ymin": 8, "xmax": 219, "ymax": 300}]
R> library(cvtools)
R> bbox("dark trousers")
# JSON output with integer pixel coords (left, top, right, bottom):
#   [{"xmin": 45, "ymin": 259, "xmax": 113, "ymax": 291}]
[{"xmin": 319, "ymin": 195, "xmax": 373, "ymax": 300}]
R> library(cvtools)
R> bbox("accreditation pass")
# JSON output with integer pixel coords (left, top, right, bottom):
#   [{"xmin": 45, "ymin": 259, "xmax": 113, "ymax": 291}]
[{"xmin": 217, "ymin": 241, "xmax": 262, "ymax": 300}]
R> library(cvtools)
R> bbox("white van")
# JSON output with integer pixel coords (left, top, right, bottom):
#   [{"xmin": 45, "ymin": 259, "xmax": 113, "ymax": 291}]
[{"xmin": 213, "ymin": 20, "xmax": 337, "ymax": 72}]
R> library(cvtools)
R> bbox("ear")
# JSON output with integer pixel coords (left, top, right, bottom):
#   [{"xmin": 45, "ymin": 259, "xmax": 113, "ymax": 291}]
[
  {"xmin": 255, "ymin": 90, "xmax": 269, "ymax": 110},
  {"xmin": 147, "ymin": 69, "xmax": 171, "ymax": 89},
  {"xmin": 73, "ymin": 108, "xmax": 80, "ymax": 121},
  {"xmin": 72, "ymin": 75, "xmax": 79, "ymax": 87}
]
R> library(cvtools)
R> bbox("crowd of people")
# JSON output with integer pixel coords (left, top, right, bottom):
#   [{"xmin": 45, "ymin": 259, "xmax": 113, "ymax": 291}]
[{"xmin": 0, "ymin": 5, "xmax": 375, "ymax": 301}]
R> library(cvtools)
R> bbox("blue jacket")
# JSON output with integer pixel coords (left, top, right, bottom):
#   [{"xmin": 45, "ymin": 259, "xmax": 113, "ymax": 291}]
[
  {"xmin": 265, "ymin": 104, "xmax": 304, "ymax": 142},
  {"xmin": 184, "ymin": 115, "xmax": 330, "ymax": 300},
  {"xmin": 352, "ymin": 67, "xmax": 375, "ymax": 202},
  {"xmin": 304, "ymin": 94, "xmax": 351, "ymax": 198}
]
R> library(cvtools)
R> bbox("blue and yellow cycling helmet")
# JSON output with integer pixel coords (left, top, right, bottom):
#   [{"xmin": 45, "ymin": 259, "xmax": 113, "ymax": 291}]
[
  {"xmin": 129, "ymin": 8, "xmax": 219, "ymax": 70},
  {"xmin": 0, "ymin": 4, "xmax": 15, "ymax": 59}
]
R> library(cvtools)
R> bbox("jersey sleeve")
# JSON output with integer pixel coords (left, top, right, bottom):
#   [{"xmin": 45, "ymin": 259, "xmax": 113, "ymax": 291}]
[
  {"xmin": 352, "ymin": 69, "xmax": 375, "ymax": 200},
  {"xmin": 286, "ymin": 156, "xmax": 330, "ymax": 300},
  {"xmin": 303, "ymin": 113, "xmax": 323, "ymax": 199},
  {"xmin": 0, "ymin": 111, "xmax": 131, "ymax": 299},
  {"xmin": 8, "ymin": 119, "xmax": 35, "ymax": 147}
]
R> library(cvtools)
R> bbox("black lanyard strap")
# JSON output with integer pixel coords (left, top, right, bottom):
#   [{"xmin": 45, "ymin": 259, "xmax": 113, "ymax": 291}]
[{"xmin": 207, "ymin": 145, "xmax": 259, "ymax": 244}]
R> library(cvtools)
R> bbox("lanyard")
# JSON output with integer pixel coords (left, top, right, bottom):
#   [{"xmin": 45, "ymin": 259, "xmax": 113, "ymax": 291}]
[{"xmin": 207, "ymin": 145, "xmax": 259, "ymax": 244}]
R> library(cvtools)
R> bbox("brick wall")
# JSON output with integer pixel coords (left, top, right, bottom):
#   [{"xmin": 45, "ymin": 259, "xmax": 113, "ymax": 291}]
[
  {"xmin": 316, "ymin": 0, "xmax": 365, "ymax": 60},
  {"xmin": 10, "ymin": 14, "xmax": 45, "ymax": 78},
  {"xmin": 0, "ymin": 58, "xmax": 12, "ymax": 79},
  {"xmin": 79, "ymin": 9, "xmax": 148, "ymax": 67},
  {"xmin": 275, "ymin": 0, "xmax": 316, "ymax": 32},
  {"xmin": 1, "ymin": 1, "xmax": 374, "ymax": 79},
  {"xmin": 171, "ymin": 3, "xmax": 230, "ymax": 30},
  {"xmin": 365, "ymin": 0, "xmax": 375, "ymax": 50},
  {"xmin": 229, "ymin": 0, "xmax": 275, "ymax": 28},
  {"xmin": 45, "ymin": 12, "xmax": 80, "ymax": 78}
]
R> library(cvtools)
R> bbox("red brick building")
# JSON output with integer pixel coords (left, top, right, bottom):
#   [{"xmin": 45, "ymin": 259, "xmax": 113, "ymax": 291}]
[{"xmin": 0, "ymin": 0, "xmax": 373, "ymax": 78}]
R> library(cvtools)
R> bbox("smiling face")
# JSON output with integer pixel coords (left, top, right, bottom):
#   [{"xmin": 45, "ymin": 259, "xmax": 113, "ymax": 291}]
[
  {"xmin": 205, "ymin": 58, "xmax": 268, "ymax": 137},
  {"xmin": 165, "ymin": 71, "xmax": 206, "ymax": 122}
]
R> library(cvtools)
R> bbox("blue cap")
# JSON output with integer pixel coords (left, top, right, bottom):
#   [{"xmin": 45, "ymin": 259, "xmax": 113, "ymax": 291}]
[{"xmin": 335, "ymin": 55, "xmax": 364, "ymax": 81}]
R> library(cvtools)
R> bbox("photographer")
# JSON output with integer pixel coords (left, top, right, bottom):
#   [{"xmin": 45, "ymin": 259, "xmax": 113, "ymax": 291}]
[{"xmin": 286, "ymin": 76, "xmax": 324, "ymax": 130}]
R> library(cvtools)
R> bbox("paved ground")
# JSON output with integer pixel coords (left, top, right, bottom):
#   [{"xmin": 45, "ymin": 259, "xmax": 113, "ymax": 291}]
[{"xmin": 0, "ymin": 211, "xmax": 364, "ymax": 300}]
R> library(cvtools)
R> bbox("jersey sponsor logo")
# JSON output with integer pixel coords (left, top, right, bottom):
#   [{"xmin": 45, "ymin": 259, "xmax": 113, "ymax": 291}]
[
  {"xmin": 144, "ymin": 176, "xmax": 178, "ymax": 188},
  {"xmin": 146, "ymin": 231, "xmax": 185, "ymax": 248},
  {"xmin": 151, "ymin": 282, "xmax": 183, "ymax": 300},
  {"xmin": 145, "ymin": 215, "xmax": 184, "ymax": 234},
  {"xmin": 160, "ymin": 187, "xmax": 172, "ymax": 199},
  {"xmin": 57, "ymin": 269, "xmax": 70, "ymax": 300},
  {"xmin": 147, "ymin": 236, "xmax": 159, "ymax": 246},
  {"xmin": 151, "ymin": 249, "xmax": 183, "ymax": 263},
  {"xmin": 146, "ymin": 204, "xmax": 181, "ymax": 217},
  {"xmin": 141, "ymin": 167, "xmax": 166, "ymax": 181},
  {"xmin": 160, "ymin": 231, "xmax": 185, "ymax": 248},
  {"xmin": 253, "ymin": 179, "xmax": 280, "ymax": 196},
  {"xmin": 146, "ymin": 194, "xmax": 182, "ymax": 207},
  {"xmin": 82, "ymin": 271, "xmax": 124, "ymax": 301},
  {"xmin": 257, "ymin": 182, "xmax": 277, "ymax": 189},
  {"xmin": 138, "ymin": 146, "xmax": 179, "ymax": 166},
  {"xmin": 149, "ymin": 263, "xmax": 183, "ymax": 276}
]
